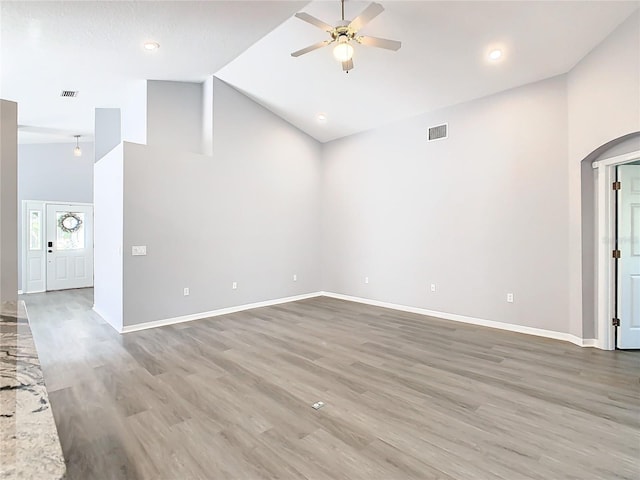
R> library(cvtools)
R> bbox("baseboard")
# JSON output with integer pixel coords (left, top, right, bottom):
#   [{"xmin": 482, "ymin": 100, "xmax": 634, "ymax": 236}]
[
  {"xmin": 321, "ymin": 291, "xmax": 599, "ymax": 348},
  {"xmin": 17, "ymin": 290, "xmax": 23, "ymax": 295},
  {"xmin": 120, "ymin": 292, "xmax": 323, "ymax": 334},
  {"xmin": 110, "ymin": 289, "xmax": 598, "ymax": 348},
  {"xmin": 570, "ymin": 337, "xmax": 599, "ymax": 348}
]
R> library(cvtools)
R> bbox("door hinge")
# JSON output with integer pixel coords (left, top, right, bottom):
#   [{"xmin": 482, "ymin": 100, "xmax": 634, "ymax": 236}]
[
  {"xmin": 613, "ymin": 249, "xmax": 621, "ymax": 259},
  {"xmin": 612, "ymin": 181, "xmax": 621, "ymax": 191},
  {"xmin": 612, "ymin": 318, "xmax": 620, "ymax": 327}
]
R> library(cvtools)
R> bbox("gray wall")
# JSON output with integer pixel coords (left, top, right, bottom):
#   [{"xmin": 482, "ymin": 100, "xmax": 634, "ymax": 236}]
[
  {"xmin": 120, "ymin": 78, "xmax": 321, "ymax": 326},
  {"xmin": 17, "ymin": 142, "xmax": 94, "ymax": 289},
  {"xmin": 1, "ymin": 100, "xmax": 18, "ymax": 302},
  {"xmin": 319, "ymin": 10, "xmax": 639, "ymax": 339},
  {"xmin": 321, "ymin": 76, "xmax": 570, "ymax": 333},
  {"xmin": 567, "ymin": 10, "xmax": 640, "ymax": 338},
  {"xmin": 147, "ymin": 80, "xmax": 203, "ymax": 154},
  {"xmin": 95, "ymin": 108, "xmax": 121, "ymax": 162},
  {"xmin": 92, "ymin": 10, "xmax": 638, "ymax": 340}
]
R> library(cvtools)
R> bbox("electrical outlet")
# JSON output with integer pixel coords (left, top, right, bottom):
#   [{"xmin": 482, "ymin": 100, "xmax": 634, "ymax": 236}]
[
  {"xmin": 293, "ymin": 274, "xmax": 297, "ymax": 282},
  {"xmin": 507, "ymin": 293, "xmax": 514, "ymax": 303},
  {"xmin": 232, "ymin": 282, "xmax": 237, "ymax": 290},
  {"xmin": 430, "ymin": 283, "xmax": 436, "ymax": 292},
  {"xmin": 365, "ymin": 276, "xmax": 369, "ymax": 284},
  {"xmin": 183, "ymin": 287, "xmax": 189, "ymax": 296},
  {"xmin": 131, "ymin": 245, "xmax": 147, "ymax": 256}
]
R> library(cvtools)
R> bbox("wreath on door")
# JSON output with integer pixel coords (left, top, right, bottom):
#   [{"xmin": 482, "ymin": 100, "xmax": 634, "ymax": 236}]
[{"xmin": 58, "ymin": 212, "xmax": 83, "ymax": 233}]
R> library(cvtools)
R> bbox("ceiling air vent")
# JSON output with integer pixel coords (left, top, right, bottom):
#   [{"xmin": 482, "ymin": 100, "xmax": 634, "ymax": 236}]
[
  {"xmin": 427, "ymin": 123, "xmax": 447, "ymax": 142},
  {"xmin": 60, "ymin": 90, "xmax": 79, "ymax": 98}
]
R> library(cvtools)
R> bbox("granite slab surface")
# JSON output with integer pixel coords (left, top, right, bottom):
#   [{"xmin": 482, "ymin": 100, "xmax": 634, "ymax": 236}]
[{"xmin": 1, "ymin": 301, "xmax": 66, "ymax": 479}]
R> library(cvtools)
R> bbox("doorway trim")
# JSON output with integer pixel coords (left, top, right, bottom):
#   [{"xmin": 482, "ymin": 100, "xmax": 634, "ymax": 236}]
[
  {"xmin": 21, "ymin": 200, "xmax": 94, "ymax": 293},
  {"xmin": 592, "ymin": 149, "xmax": 640, "ymax": 350}
]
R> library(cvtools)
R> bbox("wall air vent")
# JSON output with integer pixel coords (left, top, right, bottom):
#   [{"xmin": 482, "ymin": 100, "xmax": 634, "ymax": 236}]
[
  {"xmin": 60, "ymin": 90, "xmax": 79, "ymax": 97},
  {"xmin": 427, "ymin": 123, "xmax": 448, "ymax": 142}
]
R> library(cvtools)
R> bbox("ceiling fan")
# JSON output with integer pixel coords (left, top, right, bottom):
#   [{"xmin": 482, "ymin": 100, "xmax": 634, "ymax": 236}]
[{"xmin": 291, "ymin": 0, "xmax": 401, "ymax": 73}]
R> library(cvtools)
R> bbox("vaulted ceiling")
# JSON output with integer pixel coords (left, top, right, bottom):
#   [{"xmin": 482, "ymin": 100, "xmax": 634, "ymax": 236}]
[{"xmin": 1, "ymin": 1, "xmax": 638, "ymax": 144}]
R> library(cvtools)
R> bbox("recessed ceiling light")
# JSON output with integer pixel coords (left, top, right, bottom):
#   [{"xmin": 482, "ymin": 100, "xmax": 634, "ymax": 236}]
[
  {"xmin": 317, "ymin": 113, "xmax": 327, "ymax": 122},
  {"xmin": 144, "ymin": 42, "xmax": 160, "ymax": 51},
  {"xmin": 488, "ymin": 49, "xmax": 503, "ymax": 61}
]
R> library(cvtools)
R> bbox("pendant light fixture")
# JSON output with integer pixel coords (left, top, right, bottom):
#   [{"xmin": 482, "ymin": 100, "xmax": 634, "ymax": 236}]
[{"xmin": 73, "ymin": 135, "xmax": 82, "ymax": 157}]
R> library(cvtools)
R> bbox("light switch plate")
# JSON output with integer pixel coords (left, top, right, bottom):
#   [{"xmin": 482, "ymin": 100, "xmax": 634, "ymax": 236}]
[{"xmin": 132, "ymin": 245, "xmax": 147, "ymax": 256}]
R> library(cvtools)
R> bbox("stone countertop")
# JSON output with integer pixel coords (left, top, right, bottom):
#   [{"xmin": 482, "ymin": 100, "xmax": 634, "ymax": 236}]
[{"xmin": 1, "ymin": 301, "xmax": 66, "ymax": 479}]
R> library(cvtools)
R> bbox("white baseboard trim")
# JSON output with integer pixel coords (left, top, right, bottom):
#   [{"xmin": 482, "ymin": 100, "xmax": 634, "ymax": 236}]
[
  {"xmin": 119, "ymin": 292, "xmax": 323, "ymax": 334},
  {"xmin": 17, "ymin": 290, "xmax": 23, "ymax": 295},
  {"xmin": 570, "ymin": 337, "xmax": 599, "ymax": 348},
  {"xmin": 108, "ymin": 289, "xmax": 598, "ymax": 348},
  {"xmin": 321, "ymin": 291, "xmax": 599, "ymax": 348}
]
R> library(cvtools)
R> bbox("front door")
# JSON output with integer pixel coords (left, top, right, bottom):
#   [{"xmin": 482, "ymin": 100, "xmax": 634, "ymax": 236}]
[
  {"xmin": 46, "ymin": 204, "xmax": 94, "ymax": 291},
  {"xmin": 617, "ymin": 164, "xmax": 640, "ymax": 349}
]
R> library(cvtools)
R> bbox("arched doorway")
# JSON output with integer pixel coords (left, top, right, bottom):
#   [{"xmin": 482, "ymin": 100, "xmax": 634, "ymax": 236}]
[{"xmin": 585, "ymin": 132, "xmax": 640, "ymax": 349}]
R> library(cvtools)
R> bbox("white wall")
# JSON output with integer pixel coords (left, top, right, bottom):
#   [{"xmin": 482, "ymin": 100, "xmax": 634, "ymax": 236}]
[
  {"xmin": 0, "ymin": 100, "xmax": 18, "ymax": 302},
  {"xmin": 567, "ymin": 10, "xmax": 640, "ymax": 338},
  {"xmin": 17, "ymin": 142, "xmax": 94, "ymax": 289},
  {"xmin": 147, "ymin": 80, "xmax": 203, "ymax": 154},
  {"xmin": 93, "ymin": 143, "xmax": 124, "ymax": 331},
  {"xmin": 322, "ymin": 76, "xmax": 570, "ymax": 333},
  {"xmin": 119, "ymin": 79, "xmax": 321, "ymax": 326},
  {"xmin": 202, "ymin": 76, "xmax": 214, "ymax": 156},
  {"xmin": 121, "ymin": 80, "xmax": 147, "ymax": 145}
]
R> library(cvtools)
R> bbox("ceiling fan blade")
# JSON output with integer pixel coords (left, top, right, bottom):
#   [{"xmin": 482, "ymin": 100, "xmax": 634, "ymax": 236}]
[
  {"xmin": 342, "ymin": 59, "xmax": 354, "ymax": 72},
  {"xmin": 357, "ymin": 36, "xmax": 401, "ymax": 51},
  {"xmin": 291, "ymin": 40, "xmax": 331, "ymax": 57},
  {"xmin": 294, "ymin": 12, "xmax": 334, "ymax": 32},
  {"xmin": 348, "ymin": 2, "xmax": 384, "ymax": 33}
]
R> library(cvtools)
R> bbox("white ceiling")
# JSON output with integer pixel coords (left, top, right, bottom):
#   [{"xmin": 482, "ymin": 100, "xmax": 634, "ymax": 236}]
[
  {"xmin": 1, "ymin": 1, "xmax": 638, "ymax": 145},
  {"xmin": 0, "ymin": 0, "xmax": 307, "ymax": 144}
]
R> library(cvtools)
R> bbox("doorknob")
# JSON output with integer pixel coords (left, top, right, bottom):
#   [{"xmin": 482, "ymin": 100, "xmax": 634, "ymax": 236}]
[{"xmin": 48, "ymin": 250, "xmax": 53, "ymax": 253}]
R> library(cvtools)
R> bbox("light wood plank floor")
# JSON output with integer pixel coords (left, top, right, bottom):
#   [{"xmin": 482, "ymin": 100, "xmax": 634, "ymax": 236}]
[{"xmin": 24, "ymin": 289, "xmax": 640, "ymax": 480}]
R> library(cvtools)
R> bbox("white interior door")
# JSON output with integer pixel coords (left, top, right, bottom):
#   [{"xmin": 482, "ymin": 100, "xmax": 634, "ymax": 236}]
[
  {"xmin": 46, "ymin": 204, "xmax": 94, "ymax": 291},
  {"xmin": 617, "ymin": 165, "xmax": 640, "ymax": 349}
]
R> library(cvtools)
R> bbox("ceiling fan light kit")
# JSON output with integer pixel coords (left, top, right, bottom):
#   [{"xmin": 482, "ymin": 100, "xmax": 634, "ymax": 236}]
[
  {"xmin": 333, "ymin": 36, "xmax": 354, "ymax": 62},
  {"xmin": 291, "ymin": 0, "xmax": 401, "ymax": 73}
]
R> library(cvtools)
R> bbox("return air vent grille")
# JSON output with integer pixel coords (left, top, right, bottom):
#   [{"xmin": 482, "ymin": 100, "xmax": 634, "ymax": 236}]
[
  {"xmin": 60, "ymin": 90, "xmax": 79, "ymax": 97},
  {"xmin": 427, "ymin": 123, "xmax": 447, "ymax": 142}
]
